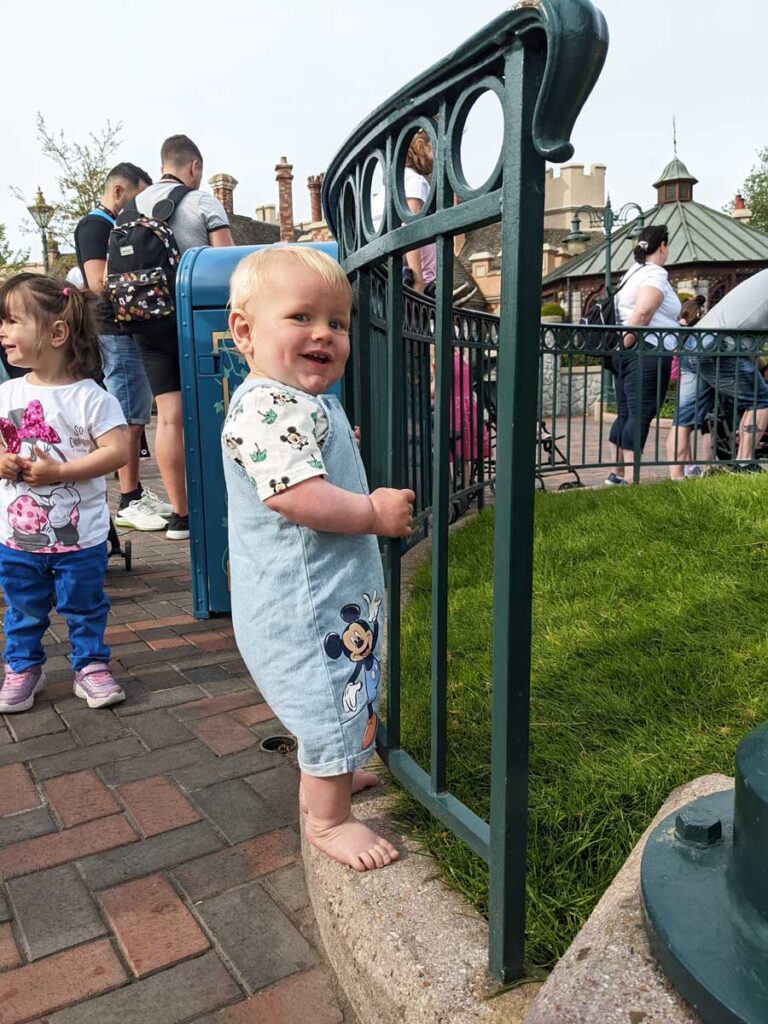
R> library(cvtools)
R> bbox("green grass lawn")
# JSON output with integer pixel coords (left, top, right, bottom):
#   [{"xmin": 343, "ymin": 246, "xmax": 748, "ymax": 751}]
[{"xmin": 395, "ymin": 474, "xmax": 768, "ymax": 972}]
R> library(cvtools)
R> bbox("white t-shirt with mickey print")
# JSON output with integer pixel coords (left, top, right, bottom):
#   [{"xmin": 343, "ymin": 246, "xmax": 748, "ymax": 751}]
[{"xmin": 222, "ymin": 382, "xmax": 330, "ymax": 502}]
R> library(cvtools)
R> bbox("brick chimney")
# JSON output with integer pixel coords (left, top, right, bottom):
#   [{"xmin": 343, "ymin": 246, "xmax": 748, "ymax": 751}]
[
  {"xmin": 275, "ymin": 157, "xmax": 295, "ymax": 242},
  {"xmin": 208, "ymin": 173, "xmax": 238, "ymax": 215},
  {"xmin": 732, "ymin": 192, "xmax": 753, "ymax": 225},
  {"xmin": 307, "ymin": 174, "xmax": 324, "ymax": 223}
]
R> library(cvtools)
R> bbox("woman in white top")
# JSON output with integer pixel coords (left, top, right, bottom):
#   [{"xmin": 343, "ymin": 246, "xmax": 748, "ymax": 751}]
[
  {"xmin": 606, "ymin": 225, "xmax": 681, "ymax": 485},
  {"xmin": 371, "ymin": 131, "xmax": 436, "ymax": 294}
]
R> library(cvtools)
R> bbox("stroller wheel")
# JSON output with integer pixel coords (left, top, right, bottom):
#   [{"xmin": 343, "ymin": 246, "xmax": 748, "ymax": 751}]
[
  {"xmin": 123, "ymin": 539, "xmax": 132, "ymax": 572},
  {"xmin": 448, "ymin": 500, "xmax": 460, "ymax": 525},
  {"xmin": 450, "ymin": 495, "xmax": 471, "ymax": 523}
]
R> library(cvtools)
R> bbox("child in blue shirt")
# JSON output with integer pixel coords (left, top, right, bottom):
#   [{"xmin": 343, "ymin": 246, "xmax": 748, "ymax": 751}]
[{"xmin": 222, "ymin": 246, "xmax": 413, "ymax": 871}]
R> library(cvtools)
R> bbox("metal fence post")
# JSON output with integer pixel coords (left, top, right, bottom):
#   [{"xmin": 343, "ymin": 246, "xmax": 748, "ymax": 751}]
[
  {"xmin": 488, "ymin": 37, "xmax": 546, "ymax": 983},
  {"xmin": 322, "ymin": 0, "xmax": 608, "ymax": 984}
]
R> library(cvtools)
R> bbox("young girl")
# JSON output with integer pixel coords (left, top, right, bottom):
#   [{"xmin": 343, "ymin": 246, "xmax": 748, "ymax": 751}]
[
  {"xmin": 0, "ymin": 274, "xmax": 128, "ymax": 713},
  {"xmin": 222, "ymin": 246, "xmax": 414, "ymax": 871},
  {"xmin": 668, "ymin": 295, "xmax": 710, "ymax": 479}
]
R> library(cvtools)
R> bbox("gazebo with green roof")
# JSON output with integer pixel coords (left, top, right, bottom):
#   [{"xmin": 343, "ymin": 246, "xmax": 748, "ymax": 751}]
[{"xmin": 542, "ymin": 156, "xmax": 768, "ymax": 318}]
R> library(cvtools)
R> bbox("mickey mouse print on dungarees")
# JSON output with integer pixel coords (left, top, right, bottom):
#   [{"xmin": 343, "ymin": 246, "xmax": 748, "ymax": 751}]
[
  {"xmin": 0, "ymin": 379, "xmax": 125, "ymax": 554},
  {"xmin": 222, "ymin": 377, "xmax": 386, "ymax": 777}
]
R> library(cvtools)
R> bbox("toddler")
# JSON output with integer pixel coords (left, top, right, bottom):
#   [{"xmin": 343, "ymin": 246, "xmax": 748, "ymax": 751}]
[
  {"xmin": 0, "ymin": 274, "xmax": 128, "ymax": 712},
  {"xmin": 222, "ymin": 247, "xmax": 414, "ymax": 871}
]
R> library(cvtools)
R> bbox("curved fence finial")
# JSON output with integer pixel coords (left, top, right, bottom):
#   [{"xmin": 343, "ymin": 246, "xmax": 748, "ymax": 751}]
[
  {"xmin": 532, "ymin": 0, "xmax": 609, "ymax": 161},
  {"xmin": 322, "ymin": 0, "xmax": 608, "ymax": 248}
]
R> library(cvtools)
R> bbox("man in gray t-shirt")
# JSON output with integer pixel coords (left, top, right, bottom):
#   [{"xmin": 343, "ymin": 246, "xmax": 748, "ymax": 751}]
[
  {"xmin": 698, "ymin": 267, "xmax": 768, "ymax": 333},
  {"xmin": 133, "ymin": 135, "xmax": 234, "ymax": 541},
  {"xmin": 134, "ymin": 178, "xmax": 230, "ymax": 253}
]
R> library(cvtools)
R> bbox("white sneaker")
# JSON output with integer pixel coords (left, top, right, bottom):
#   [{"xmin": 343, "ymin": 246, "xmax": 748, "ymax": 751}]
[
  {"xmin": 114, "ymin": 496, "xmax": 168, "ymax": 531},
  {"xmin": 604, "ymin": 472, "xmax": 630, "ymax": 487},
  {"xmin": 140, "ymin": 488, "xmax": 173, "ymax": 518}
]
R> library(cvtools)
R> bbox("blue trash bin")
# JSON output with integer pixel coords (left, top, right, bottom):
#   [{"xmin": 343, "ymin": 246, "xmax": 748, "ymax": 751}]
[{"xmin": 176, "ymin": 242, "xmax": 340, "ymax": 618}]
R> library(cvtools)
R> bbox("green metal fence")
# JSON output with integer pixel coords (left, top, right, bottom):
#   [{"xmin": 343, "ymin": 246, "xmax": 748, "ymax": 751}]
[
  {"xmin": 539, "ymin": 324, "xmax": 768, "ymax": 485},
  {"xmin": 377, "ymin": 303, "xmax": 768, "ymax": 505},
  {"xmin": 323, "ymin": 0, "xmax": 608, "ymax": 983}
]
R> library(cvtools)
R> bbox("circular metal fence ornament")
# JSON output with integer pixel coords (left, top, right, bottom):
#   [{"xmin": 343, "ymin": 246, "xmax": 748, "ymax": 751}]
[
  {"xmin": 392, "ymin": 117, "xmax": 438, "ymax": 227},
  {"xmin": 360, "ymin": 150, "xmax": 388, "ymax": 244},
  {"xmin": 445, "ymin": 78, "xmax": 506, "ymax": 202}
]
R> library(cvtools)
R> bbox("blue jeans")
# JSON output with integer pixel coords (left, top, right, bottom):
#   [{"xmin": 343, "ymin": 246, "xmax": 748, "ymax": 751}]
[
  {"xmin": 0, "ymin": 543, "xmax": 110, "ymax": 672},
  {"xmin": 674, "ymin": 356, "xmax": 768, "ymax": 427},
  {"xmin": 100, "ymin": 334, "xmax": 152, "ymax": 425}
]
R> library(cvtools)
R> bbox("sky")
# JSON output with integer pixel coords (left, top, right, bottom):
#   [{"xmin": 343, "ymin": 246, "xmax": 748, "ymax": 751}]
[{"xmin": 1, "ymin": 0, "xmax": 765, "ymax": 257}]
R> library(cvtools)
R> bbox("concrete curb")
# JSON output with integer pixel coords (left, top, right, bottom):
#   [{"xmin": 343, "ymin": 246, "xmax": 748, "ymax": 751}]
[
  {"xmin": 303, "ymin": 773, "xmax": 734, "ymax": 1024},
  {"xmin": 302, "ymin": 781, "xmax": 541, "ymax": 1024},
  {"xmin": 525, "ymin": 773, "xmax": 733, "ymax": 1024}
]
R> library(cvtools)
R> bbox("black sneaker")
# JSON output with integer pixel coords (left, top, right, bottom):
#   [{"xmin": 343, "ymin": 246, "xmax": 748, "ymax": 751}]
[
  {"xmin": 165, "ymin": 513, "xmax": 190, "ymax": 541},
  {"xmin": 729, "ymin": 461, "xmax": 763, "ymax": 474}
]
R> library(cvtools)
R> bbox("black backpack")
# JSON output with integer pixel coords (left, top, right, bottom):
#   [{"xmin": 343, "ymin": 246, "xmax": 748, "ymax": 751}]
[
  {"xmin": 579, "ymin": 264, "xmax": 642, "ymax": 370},
  {"xmin": 105, "ymin": 184, "xmax": 191, "ymax": 333}
]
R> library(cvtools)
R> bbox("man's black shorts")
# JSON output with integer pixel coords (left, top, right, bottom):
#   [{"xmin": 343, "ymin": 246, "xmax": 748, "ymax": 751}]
[{"xmin": 133, "ymin": 328, "xmax": 181, "ymax": 397}]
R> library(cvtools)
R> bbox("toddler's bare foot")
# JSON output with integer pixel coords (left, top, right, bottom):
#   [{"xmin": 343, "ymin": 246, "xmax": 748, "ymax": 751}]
[
  {"xmin": 300, "ymin": 769, "xmax": 379, "ymax": 814},
  {"xmin": 305, "ymin": 813, "xmax": 399, "ymax": 871}
]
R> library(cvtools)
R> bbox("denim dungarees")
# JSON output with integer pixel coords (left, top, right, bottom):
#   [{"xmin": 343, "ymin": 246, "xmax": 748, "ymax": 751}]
[{"xmin": 222, "ymin": 378, "xmax": 385, "ymax": 777}]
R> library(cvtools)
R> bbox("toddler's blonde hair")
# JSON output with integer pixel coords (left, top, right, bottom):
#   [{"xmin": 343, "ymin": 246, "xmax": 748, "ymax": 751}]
[{"xmin": 229, "ymin": 245, "xmax": 352, "ymax": 311}]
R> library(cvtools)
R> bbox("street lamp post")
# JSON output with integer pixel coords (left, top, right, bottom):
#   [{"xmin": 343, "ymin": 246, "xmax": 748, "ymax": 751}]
[
  {"xmin": 564, "ymin": 196, "xmax": 646, "ymax": 292},
  {"xmin": 563, "ymin": 198, "xmax": 646, "ymax": 402},
  {"xmin": 27, "ymin": 188, "xmax": 56, "ymax": 274}
]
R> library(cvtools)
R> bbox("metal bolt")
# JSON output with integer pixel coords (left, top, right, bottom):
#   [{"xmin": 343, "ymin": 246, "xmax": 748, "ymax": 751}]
[{"xmin": 675, "ymin": 808, "xmax": 722, "ymax": 848}]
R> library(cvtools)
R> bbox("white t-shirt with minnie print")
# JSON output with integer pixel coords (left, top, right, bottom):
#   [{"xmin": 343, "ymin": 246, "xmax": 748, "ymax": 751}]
[{"xmin": 0, "ymin": 376, "xmax": 125, "ymax": 553}]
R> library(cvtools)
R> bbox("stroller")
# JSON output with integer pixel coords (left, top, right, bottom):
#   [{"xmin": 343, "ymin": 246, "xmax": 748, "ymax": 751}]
[
  {"xmin": 474, "ymin": 356, "xmax": 583, "ymax": 493},
  {"xmin": 708, "ymin": 400, "xmax": 768, "ymax": 465}
]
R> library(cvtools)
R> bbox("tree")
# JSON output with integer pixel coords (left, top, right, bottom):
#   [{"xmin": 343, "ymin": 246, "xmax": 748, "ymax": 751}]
[
  {"xmin": 739, "ymin": 146, "xmax": 768, "ymax": 234},
  {"xmin": 11, "ymin": 113, "xmax": 123, "ymax": 246},
  {"xmin": 0, "ymin": 223, "xmax": 28, "ymax": 277}
]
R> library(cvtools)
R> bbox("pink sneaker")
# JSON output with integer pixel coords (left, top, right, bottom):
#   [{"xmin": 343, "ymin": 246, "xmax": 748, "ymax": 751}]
[
  {"xmin": 73, "ymin": 662, "xmax": 125, "ymax": 709},
  {"xmin": 0, "ymin": 665, "xmax": 46, "ymax": 713}
]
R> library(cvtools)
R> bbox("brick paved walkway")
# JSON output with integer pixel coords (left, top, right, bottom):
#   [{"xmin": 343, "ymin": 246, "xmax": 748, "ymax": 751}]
[
  {"xmin": 537, "ymin": 413, "xmax": 678, "ymax": 490},
  {"xmin": 0, "ymin": 449, "xmax": 349, "ymax": 1024},
  {"xmin": 0, "ymin": 410, "xmax": 695, "ymax": 1023}
]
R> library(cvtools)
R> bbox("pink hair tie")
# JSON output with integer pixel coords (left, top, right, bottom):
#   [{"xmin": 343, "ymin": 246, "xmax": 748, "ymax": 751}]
[{"xmin": 62, "ymin": 287, "xmax": 71, "ymax": 297}]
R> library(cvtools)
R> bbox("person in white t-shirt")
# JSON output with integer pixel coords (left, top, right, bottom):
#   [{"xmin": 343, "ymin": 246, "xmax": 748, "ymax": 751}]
[
  {"xmin": 0, "ymin": 274, "xmax": 128, "ymax": 714},
  {"xmin": 371, "ymin": 130, "xmax": 436, "ymax": 294},
  {"xmin": 606, "ymin": 225, "xmax": 681, "ymax": 485}
]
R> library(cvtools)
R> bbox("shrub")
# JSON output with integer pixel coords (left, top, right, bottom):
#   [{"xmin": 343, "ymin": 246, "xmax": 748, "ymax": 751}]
[{"xmin": 541, "ymin": 302, "xmax": 566, "ymax": 319}]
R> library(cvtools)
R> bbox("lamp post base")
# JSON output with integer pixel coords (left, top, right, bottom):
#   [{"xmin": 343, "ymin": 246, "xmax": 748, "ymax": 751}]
[{"xmin": 642, "ymin": 726, "xmax": 768, "ymax": 1024}]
